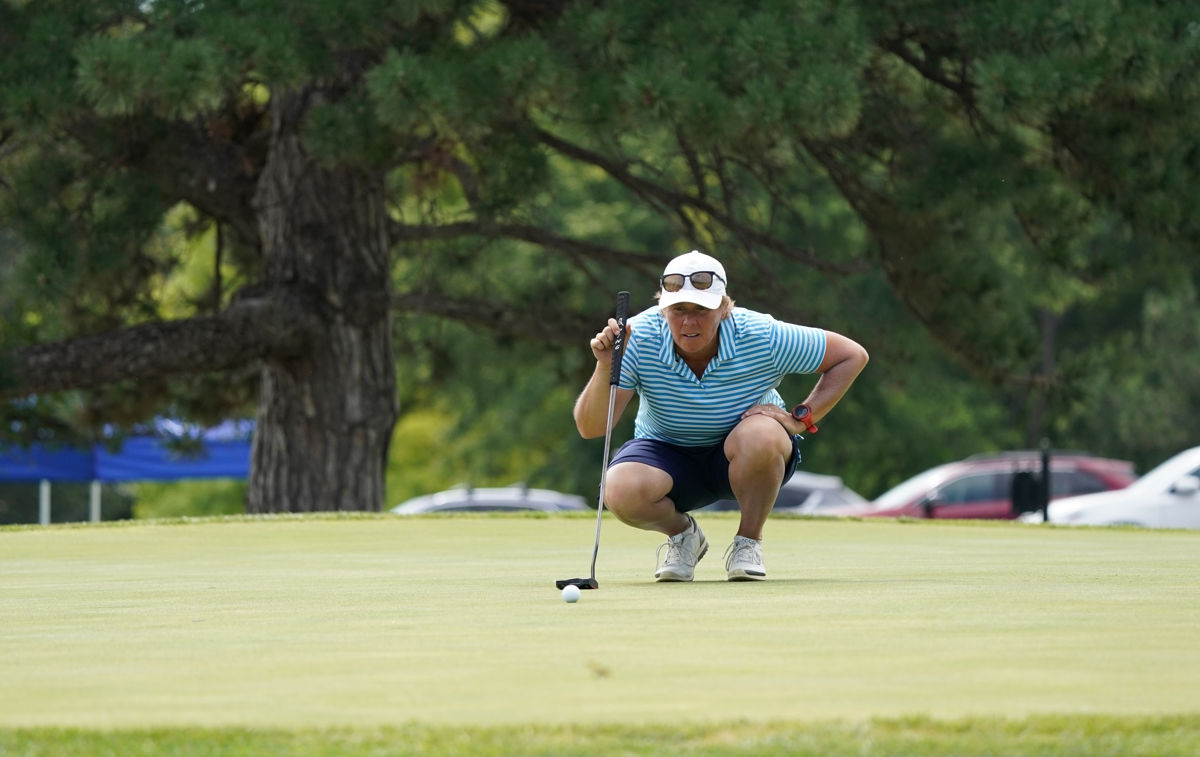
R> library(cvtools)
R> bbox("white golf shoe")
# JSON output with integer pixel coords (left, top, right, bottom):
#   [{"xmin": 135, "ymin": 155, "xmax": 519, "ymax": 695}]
[
  {"xmin": 654, "ymin": 515, "xmax": 708, "ymax": 582},
  {"xmin": 724, "ymin": 535, "xmax": 766, "ymax": 581}
]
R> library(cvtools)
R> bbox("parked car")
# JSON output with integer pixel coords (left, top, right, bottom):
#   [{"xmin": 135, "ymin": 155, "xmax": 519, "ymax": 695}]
[
  {"xmin": 699, "ymin": 471, "xmax": 867, "ymax": 515},
  {"xmin": 391, "ymin": 485, "xmax": 589, "ymax": 514},
  {"xmin": 1020, "ymin": 445, "xmax": 1200, "ymax": 528},
  {"xmin": 821, "ymin": 451, "xmax": 1137, "ymax": 520}
]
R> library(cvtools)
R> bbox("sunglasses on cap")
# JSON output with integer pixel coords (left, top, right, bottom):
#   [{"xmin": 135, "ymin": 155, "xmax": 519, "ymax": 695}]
[{"xmin": 659, "ymin": 271, "xmax": 725, "ymax": 292}]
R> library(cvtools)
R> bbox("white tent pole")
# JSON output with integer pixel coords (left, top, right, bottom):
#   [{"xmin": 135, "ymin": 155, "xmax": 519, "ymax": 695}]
[
  {"xmin": 89, "ymin": 481, "xmax": 101, "ymax": 523},
  {"xmin": 38, "ymin": 480, "xmax": 51, "ymax": 525}
]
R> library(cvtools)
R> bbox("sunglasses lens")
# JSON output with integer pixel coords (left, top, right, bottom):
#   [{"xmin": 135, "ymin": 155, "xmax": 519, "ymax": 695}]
[
  {"xmin": 661, "ymin": 274, "xmax": 685, "ymax": 292},
  {"xmin": 690, "ymin": 272, "xmax": 714, "ymax": 290}
]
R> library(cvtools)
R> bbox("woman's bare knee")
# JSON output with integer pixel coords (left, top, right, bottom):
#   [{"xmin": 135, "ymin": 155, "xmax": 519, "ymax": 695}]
[
  {"xmin": 603, "ymin": 462, "xmax": 675, "ymax": 527},
  {"xmin": 726, "ymin": 414, "xmax": 792, "ymax": 463}
]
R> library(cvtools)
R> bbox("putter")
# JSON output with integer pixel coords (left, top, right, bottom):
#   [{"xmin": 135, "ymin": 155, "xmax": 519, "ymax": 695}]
[{"xmin": 556, "ymin": 291, "xmax": 631, "ymax": 591}]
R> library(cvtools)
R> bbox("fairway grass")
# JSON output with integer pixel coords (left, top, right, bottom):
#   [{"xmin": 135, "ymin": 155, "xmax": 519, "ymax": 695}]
[{"xmin": 2, "ymin": 514, "xmax": 1198, "ymax": 753}]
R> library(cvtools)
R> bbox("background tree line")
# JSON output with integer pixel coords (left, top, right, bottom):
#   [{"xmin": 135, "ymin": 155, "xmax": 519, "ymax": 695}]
[{"xmin": 1, "ymin": 0, "xmax": 1197, "ymax": 517}]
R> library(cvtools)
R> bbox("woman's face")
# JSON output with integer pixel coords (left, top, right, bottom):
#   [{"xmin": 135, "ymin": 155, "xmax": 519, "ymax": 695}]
[{"xmin": 663, "ymin": 302, "xmax": 723, "ymax": 360}]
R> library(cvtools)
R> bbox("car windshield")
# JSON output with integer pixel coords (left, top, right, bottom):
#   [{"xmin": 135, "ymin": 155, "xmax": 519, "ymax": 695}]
[{"xmin": 870, "ymin": 464, "xmax": 957, "ymax": 508}]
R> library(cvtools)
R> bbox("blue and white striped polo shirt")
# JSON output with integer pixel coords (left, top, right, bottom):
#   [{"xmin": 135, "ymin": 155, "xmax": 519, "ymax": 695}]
[{"xmin": 618, "ymin": 307, "xmax": 826, "ymax": 446}]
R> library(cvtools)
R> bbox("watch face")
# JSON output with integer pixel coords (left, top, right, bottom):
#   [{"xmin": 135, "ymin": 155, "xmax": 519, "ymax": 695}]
[{"xmin": 792, "ymin": 405, "xmax": 809, "ymax": 420}]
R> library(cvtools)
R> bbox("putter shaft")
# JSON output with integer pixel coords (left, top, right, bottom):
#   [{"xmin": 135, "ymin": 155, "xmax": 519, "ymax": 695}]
[{"xmin": 588, "ymin": 382, "xmax": 619, "ymax": 581}]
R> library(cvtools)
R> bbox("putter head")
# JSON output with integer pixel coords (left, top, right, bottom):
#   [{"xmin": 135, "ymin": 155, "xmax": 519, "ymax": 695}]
[{"xmin": 555, "ymin": 577, "xmax": 599, "ymax": 590}]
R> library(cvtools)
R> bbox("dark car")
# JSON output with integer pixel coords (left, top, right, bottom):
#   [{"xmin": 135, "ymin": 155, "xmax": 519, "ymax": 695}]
[
  {"xmin": 391, "ymin": 485, "xmax": 589, "ymax": 514},
  {"xmin": 699, "ymin": 471, "xmax": 867, "ymax": 515},
  {"xmin": 823, "ymin": 451, "xmax": 1136, "ymax": 520}
]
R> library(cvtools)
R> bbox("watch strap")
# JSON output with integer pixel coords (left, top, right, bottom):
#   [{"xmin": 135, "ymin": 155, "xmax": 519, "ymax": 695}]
[{"xmin": 791, "ymin": 403, "xmax": 819, "ymax": 434}]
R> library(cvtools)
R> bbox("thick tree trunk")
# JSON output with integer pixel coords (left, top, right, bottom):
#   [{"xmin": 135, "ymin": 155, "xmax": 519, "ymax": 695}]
[{"xmin": 246, "ymin": 91, "xmax": 397, "ymax": 513}]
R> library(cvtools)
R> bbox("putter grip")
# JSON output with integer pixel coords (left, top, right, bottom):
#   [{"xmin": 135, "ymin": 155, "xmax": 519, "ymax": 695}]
[{"xmin": 608, "ymin": 291, "xmax": 630, "ymax": 386}]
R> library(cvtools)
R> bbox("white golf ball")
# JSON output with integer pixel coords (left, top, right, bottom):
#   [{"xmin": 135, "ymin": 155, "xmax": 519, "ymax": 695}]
[{"xmin": 562, "ymin": 584, "xmax": 581, "ymax": 603}]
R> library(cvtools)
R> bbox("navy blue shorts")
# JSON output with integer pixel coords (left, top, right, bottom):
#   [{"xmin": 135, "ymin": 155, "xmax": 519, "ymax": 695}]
[{"xmin": 607, "ymin": 435, "xmax": 802, "ymax": 513}]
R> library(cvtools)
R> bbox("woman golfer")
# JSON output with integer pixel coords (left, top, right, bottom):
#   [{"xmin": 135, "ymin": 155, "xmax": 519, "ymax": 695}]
[{"xmin": 574, "ymin": 250, "xmax": 868, "ymax": 581}]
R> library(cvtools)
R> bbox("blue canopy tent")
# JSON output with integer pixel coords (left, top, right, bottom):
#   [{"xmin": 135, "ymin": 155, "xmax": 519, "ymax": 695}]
[
  {"xmin": 0, "ymin": 445, "xmax": 95, "ymax": 483},
  {"xmin": 0, "ymin": 419, "xmax": 252, "ymax": 524}
]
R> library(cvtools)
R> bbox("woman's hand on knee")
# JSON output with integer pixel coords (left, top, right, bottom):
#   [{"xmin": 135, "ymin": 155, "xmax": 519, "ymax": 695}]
[{"xmin": 739, "ymin": 404, "xmax": 796, "ymax": 434}]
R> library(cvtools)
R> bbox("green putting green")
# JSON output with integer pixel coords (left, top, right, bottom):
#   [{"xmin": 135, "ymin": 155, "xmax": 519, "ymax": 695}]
[{"xmin": 1, "ymin": 514, "xmax": 1197, "ymax": 729}]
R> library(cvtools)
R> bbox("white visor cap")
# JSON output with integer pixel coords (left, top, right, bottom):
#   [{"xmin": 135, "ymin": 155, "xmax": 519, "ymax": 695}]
[{"xmin": 657, "ymin": 251, "xmax": 727, "ymax": 310}]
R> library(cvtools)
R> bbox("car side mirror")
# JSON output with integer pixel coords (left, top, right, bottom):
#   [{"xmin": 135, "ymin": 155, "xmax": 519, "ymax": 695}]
[{"xmin": 1171, "ymin": 475, "xmax": 1200, "ymax": 496}]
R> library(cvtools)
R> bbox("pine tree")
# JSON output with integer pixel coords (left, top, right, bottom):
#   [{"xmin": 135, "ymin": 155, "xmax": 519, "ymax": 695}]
[{"xmin": 2, "ymin": 0, "xmax": 1197, "ymax": 510}]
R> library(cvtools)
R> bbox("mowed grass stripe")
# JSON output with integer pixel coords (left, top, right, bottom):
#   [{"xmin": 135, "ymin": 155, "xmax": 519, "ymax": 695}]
[{"xmin": 1, "ymin": 515, "xmax": 1197, "ymax": 728}]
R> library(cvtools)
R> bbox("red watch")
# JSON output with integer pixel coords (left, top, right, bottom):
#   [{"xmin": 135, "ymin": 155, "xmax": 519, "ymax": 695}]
[{"xmin": 791, "ymin": 403, "xmax": 819, "ymax": 434}]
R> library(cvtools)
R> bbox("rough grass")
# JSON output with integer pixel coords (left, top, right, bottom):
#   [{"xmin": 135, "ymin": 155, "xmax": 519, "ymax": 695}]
[{"xmin": 3, "ymin": 716, "xmax": 1200, "ymax": 756}]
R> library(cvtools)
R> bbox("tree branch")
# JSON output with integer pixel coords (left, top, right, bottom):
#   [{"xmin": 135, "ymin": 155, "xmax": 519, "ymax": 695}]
[
  {"xmin": 0, "ymin": 292, "xmax": 319, "ymax": 399},
  {"xmin": 533, "ymin": 128, "xmax": 868, "ymax": 274},
  {"xmin": 878, "ymin": 36, "xmax": 982, "ymax": 129},
  {"xmin": 391, "ymin": 292, "xmax": 597, "ymax": 345},
  {"xmin": 67, "ymin": 110, "xmax": 268, "ymax": 248},
  {"xmin": 388, "ymin": 219, "xmax": 660, "ymax": 273}
]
